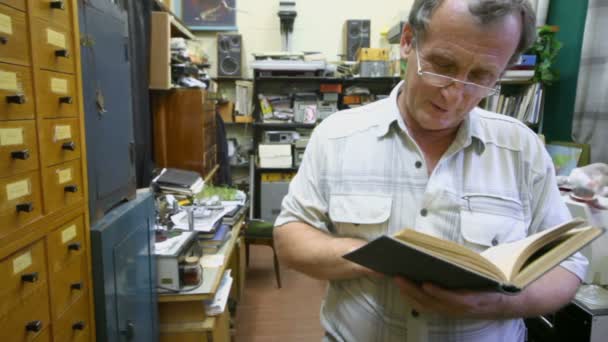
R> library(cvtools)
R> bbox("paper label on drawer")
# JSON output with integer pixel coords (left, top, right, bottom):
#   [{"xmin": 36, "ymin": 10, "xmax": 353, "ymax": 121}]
[
  {"xmin": 54, "ymin": 125, "xmax": 71, "ymax": 141},
  {"xmin": 0, "ymin": 70, "xmax": 18, "ymax": 91},
  {"xmin": 57, "ymin": 167, "xmax": 72, "ymax": 184},
  {"xmin": 46, "ymin": 28, "xmax": 66, "ymax": 48},
  {"xmin": 61, "ymin": 224, "xmax": 77, "ymax": 244},
  {"xmin": 0, "ymin": 128, "xmax": 24, "ymax": 146},
  {"xmin": 50, "ymin": 78, "xmax": 68, "ymax": 94},
  {"xmin": 6, "ymin": 179, "xmax": 30, "ymax": 201},
  {"xmin": 0, "ymin": 13, "xmax": 12, "ymax": 35},
  {"xmin": 12, "ymin": 251, "xmax": 32, "ymax": 275}
]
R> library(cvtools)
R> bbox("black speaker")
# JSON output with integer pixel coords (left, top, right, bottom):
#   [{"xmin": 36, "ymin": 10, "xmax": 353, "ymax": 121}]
[
  {"xmin": 217, "ymin": 34, "xmax": 242, "ymax": 77},
  {"xmin": 344, "ymin": 20, "xmax": 371, "ymax": 61}
]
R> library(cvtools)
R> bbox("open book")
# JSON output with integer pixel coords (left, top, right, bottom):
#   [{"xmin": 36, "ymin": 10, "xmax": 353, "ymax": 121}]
[{"xmin": 343, "ymin": 218, "xmax": 604, "ymax": 293}]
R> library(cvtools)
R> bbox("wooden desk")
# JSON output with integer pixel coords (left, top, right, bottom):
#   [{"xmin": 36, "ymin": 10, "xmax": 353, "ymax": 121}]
[{"xmin": 158, "ymin": 216, "xmax": 246, "ymax": 342}]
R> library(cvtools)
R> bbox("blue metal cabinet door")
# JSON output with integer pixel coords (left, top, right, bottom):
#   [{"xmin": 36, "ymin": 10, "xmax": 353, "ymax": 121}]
[
  {"xmin": 79, "ymin": 0, "xmax": 136, "ymax": 222},
  {"xmin": 91, "ymin": 191, "xmax": 158, "ymax": 342}
]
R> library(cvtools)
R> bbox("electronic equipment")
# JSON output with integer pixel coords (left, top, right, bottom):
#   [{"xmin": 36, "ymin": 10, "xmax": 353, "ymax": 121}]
[
  {"xmin": 155, "ymin": 231, "xmax": 202, "ymax": 292},
  {"xmin": 264, "ymin": 131, "xmax": 299, "ymax": 144},
  {"xmin": 217, "ymin": 33, "xmax": 242, "ymax": 77},
  {"xmin": 526, "ymin": 286, "xmax": 608, "ymax": 342},
  {"xmin": 344, "ymin": 20, "xmax": 371, "ymax": 61},
  {"xmin": 260, "ymin": 173, "xmax": 295, "ymax": 222}
]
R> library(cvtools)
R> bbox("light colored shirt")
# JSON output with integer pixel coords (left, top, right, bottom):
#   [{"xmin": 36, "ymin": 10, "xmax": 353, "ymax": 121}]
[{"xmin": 275, "ymin": 81, "xmax": 588, "ymax": 342}]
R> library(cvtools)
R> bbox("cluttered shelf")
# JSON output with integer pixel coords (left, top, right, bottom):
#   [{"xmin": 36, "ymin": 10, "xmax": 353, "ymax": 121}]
[
  {"xmin": 157, "ymin": 216, "xmax": 245, "ymax": 303},
  {"xmin": 253, "ymin": 76, "xmax": 401, "ymax": 83},
  {"xmin": 252, "ymin": 122, "xmax": 317, "ymax": 129}
]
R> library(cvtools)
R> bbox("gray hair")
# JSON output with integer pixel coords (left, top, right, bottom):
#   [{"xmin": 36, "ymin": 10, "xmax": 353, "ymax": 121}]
[{"xmin": 408, "ymin": 0, "xmax": 536, "ymax": 65}]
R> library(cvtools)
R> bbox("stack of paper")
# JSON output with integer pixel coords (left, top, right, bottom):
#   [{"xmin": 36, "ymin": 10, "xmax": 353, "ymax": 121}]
[
  {"xmin": 153, "ymin": 168, "xmax": 204, "ymax": 196},
  {"xmin": 204, "ymin": 270, "xmax": 233, "ymax": 316}
]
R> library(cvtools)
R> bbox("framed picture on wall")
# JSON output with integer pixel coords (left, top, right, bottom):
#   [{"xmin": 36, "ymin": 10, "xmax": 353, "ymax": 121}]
[{"xmin": 173, "ymin": 0, "xmax": 238, "ymax": 31}]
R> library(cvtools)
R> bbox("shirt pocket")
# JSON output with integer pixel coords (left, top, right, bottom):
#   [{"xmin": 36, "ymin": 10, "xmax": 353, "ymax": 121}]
[
  {"xmin": 460, "ymin": 193, "xmax": 527, "ymax": 252},
  {"xmin": 329, "ymin": 194, "xmax": 392, "ymax": 240}
]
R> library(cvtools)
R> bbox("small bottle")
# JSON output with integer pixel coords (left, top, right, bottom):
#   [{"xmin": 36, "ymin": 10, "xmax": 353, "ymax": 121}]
[{"xmin": 180, "ymin": 256, "xmax": 201, "ymax": 287}]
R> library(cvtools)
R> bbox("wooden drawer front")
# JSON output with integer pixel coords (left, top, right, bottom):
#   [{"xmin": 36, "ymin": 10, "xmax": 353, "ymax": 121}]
[
  {"xmin": 41, "ymin": 159, "xmax": 82, "ymax": 213},
  {"xmin": 29, "ymin": 0, "xmax": 72, "ymax": 29},
  {"xmin": 36, "ymin": 70, "xmax": 77, "ymax": 118},
  {"xmin": 53, "ymin": 295, "xmax": 90, "ymax": 342},
  {"xmin": 47, "ymin": 215, "xmax": 84, "ymax": 274},
  {"xmin": 0, "ymin": 4, "xmax": 30, "ymax": 66},
  {"xmin": 0, "ymin": 120, "xmax": 39, "ymax": 177},
  {"xmin": 0, "ymin": 284, "xmax": 50, "ymax": 342},
  {"xmin": 39, "ymin": 118, "xmax": 80, "ymax": 166},
  {"xmin": 0, "ymin": 240, "xmax": 48, "ymax": 318},
  {"xmin": 31, "ymin": 19, "xmax": 74, "ymax": 74},
  {"xmin": 48, "ymin": 253, "xmax": 85, "ymax": 319},
  {"xmin": 0, "ymin": 0, "xmax": 25, "ymax": 11},
  {"xmin": 0, "ymin": 63, "xmax": 35, "ymax": 120},
  {"xmin": 0, "ymin": 171, "xmax": 42, "ymax": 238}
]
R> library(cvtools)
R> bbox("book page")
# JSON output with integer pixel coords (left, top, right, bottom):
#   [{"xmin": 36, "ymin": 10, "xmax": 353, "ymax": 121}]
[
  {"xmin": 395, "ymin": 229, "xmax": 506, "ymax": 281},
  {"xmin": 481, "ymin": 219, "xmax": 586, "ymax": 280}
]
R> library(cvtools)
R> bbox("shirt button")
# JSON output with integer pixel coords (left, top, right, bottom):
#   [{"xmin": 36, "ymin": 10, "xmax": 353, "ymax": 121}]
[
  {"xmin": 415, "ymin": 161, "xmax": 422, "ymax": 169},
  {"xmin": 420, "ymin": 208, "xmax": 428, "ymax": 217},
  {"xmin": 491, "ymin": 237, "xmax": 499, "ymax": 246},
  {"xmin": 411, "ymin": 310, "xmax": 419, "ymax": 317}
]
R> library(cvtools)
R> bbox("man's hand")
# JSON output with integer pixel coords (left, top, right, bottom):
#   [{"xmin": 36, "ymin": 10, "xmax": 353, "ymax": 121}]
[{"xmin": 394, "ymin": 277, "xmax": 511, "ymax": 319}]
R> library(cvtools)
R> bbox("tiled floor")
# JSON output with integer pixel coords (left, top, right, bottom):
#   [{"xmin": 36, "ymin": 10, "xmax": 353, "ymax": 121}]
[{"xmin": 234, "ymin": 245, "xmax": 327, "ymax": 342}]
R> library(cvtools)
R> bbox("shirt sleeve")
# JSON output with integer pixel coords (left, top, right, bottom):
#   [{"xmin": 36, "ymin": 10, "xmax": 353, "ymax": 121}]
[
  {"xmin": 528, "ymin": 140, "xmax": 588, "ymax": 281},
  {"xmin": 274, "ymin": 126, "xmax": 331, "ymax": 233}
]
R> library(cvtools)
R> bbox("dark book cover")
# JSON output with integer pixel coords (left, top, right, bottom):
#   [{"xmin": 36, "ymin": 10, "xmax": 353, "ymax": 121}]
[
  {"xmin": 199, "ymin": 224, "xmax": 230, "ymax": 244},
  {"xmin": 343, "ymin": 236, "xmax": 519, "ymax": 293},
  {"xmin": 156, "ymin": 168, "xmax": 201, "ymax": 188}
]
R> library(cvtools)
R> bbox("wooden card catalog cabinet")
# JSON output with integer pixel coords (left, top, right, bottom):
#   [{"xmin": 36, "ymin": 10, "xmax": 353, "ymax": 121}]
[{"xmin": 0, "ymin": 1, "xmax": 94, "ymax": 341}]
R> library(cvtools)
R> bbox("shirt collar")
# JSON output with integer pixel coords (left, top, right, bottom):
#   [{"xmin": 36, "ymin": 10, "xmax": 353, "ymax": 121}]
[{"xmin": 375, "ymin": 80, "xmax": 487, "ymax": 154}]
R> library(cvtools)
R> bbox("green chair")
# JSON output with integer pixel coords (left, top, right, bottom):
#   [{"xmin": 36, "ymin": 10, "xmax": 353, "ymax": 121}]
[{"xmin": 244, "ymin": 219, "xmax": 282, "ymax": 288}]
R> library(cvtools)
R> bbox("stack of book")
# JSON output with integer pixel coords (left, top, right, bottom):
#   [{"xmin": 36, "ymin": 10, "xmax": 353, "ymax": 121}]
[
  {"xmin": 501, "ymin": 54, "xmax": 537, "ymax": 82},
  {"xmin": 221, "ymin": 204, "xmax": 247, "ymax": 225},
  {"xmin": 198, "ymin": 224, "xmax": 232, "ymax": 254},
  {"xmin": 153, "ymin": 168, "xmax": 204, "ymax": 196}
]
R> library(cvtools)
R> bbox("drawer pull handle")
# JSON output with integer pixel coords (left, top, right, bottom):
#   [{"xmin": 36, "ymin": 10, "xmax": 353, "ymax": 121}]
[
  {"xmin": 0, "ymin": 36, "xmax": 7, "ymax": 44},
  {"xmin": 62, "ymin": 141, "xmax": 76, "ymax": 151},
  {"xmin": 16, "ymin": 202, "xmax": 34, "ymax": 213},
  {"xmin": 68, "ymin": 242, "xmax": 81, "ymax": 251},
  {"xmin": 64, "ymin": 185, "xmax": 78, "ymax": 193},
  {"xmin": 71, "ymin": 282, "xmax": 83, "ymax": 290},
  {"xmin": 55, "ymin": 49, "xmax": 70, "ymax": 58},
  {"xmin": 21, "ymin": 272, "xmax": 39, "ymax": 283},
  {"xmin": 59, "ymin": 96, "xmax": 73, "ymax": 104},
  {"xmin": 50, "ymin": 1, "xmax": 65, "ymax": 10},
  {"xmin": 6, "ymin": 94, "xmax": 26, "ymax": 104},
  {"xmin": 25, "ymin": 320, "xmax": 42, "ymax": 332},
  {"xmin": 11, "ymin": 150, "xmax": 30, "ymax": 160},
  {"xmin": 72, "ymin": 321, "xmax": 86, "ymax": 331}
]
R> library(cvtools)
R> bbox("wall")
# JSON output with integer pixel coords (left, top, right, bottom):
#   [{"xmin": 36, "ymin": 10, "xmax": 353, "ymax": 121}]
[{"xmin": 178, "ymin": 0, "xmax": 412, "ymax": 77}]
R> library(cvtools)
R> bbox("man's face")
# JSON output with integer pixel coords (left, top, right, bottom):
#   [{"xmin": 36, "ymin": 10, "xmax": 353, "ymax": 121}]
[{"xmin": 399, "ymin": 0, "xmax": 522, "ymax": 132}]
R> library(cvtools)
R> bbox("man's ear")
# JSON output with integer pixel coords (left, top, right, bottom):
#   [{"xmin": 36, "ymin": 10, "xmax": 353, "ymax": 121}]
[{"xmin": 400, "ymin": 24, "xmax": 415, "ymax": 60}]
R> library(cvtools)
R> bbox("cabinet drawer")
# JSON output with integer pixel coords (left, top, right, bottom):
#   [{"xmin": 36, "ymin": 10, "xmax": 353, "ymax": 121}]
[
  {"xmin": 0, "ymin": 63, "xmax": 35, "ymax": 120},
  {"xmin": 0, "ymin": 171, "xmax": 42, "ymax": 238},
  {"xmin": 0, "ymin": 240, "xmax": 48, "ymax": 318},
  {"xmin": 39, "ymin": 118, "xmax": 80, "ymax": 166},
  {"xmin": 0, "ymin": 283, "xmax": 50, "ymax": 342},
  {"xmin": 52, "ymin": 294, "xmax": 90, "ymax": 342},
  {"xmin": 41, "ymin": 159, "xmax": 83, "ymax": 214},
  {"xmin": 0, "ymin": 0, "xmax": 25, "ymax": 11},
  {"xmin": 0, "ymin": 4, "xmax": 30, "ymax": 66},
  {"xmin": 36, "ymin": 70, "xmax": 78, "ymax": 118},
  {"xmin": 47, "ymin": 215, "xmax": 85, "ymax": 274},
  {"xmin": 31, "ymin": 19, "xmax": 74, "ymax": 74},
  {"xmin": 48, "ymin": 252, "xmax": 85, "ymax": 319},
  {"xmin": 29, "ymin": 0, "xmax": 72, "ymax": 29},
  {"xmin": 0, "ymin": 120, "xmax": 39, "ymax": 178}
]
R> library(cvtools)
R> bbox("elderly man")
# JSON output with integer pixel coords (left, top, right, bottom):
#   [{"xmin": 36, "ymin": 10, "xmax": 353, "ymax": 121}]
[{"xmin": 274, "ymin": 0, "xmax": 588, "ymax": 341}]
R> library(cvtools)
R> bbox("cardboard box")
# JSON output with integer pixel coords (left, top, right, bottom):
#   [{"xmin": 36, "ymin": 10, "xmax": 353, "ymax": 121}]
[
  {"xmin": 217, "ymin": 102, "xmax": 234, "ymax": 122},
  {"xmin": 356, "ymin": 48, "xmax": 389, "ymax": 62},
  {"xmin": 258, "ymin": 144, "xmax": 292, "ymax": 168}
]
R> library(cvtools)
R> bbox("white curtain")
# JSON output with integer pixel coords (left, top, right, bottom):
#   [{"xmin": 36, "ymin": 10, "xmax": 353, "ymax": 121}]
[{"xmin": 572, "ymin": 0, "xmax": 608, "ymax": 163}]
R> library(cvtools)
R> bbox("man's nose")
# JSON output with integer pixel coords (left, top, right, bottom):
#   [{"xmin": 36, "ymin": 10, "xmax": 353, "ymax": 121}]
[{"xmin": 439, "ymin": 80, "xmax": 466, "ymax": 104}]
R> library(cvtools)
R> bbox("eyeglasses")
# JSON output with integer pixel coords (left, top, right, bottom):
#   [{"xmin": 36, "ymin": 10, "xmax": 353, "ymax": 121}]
[{"xmin": 415, "ymin": 47, "xmax": 501, "ymax": 98}]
